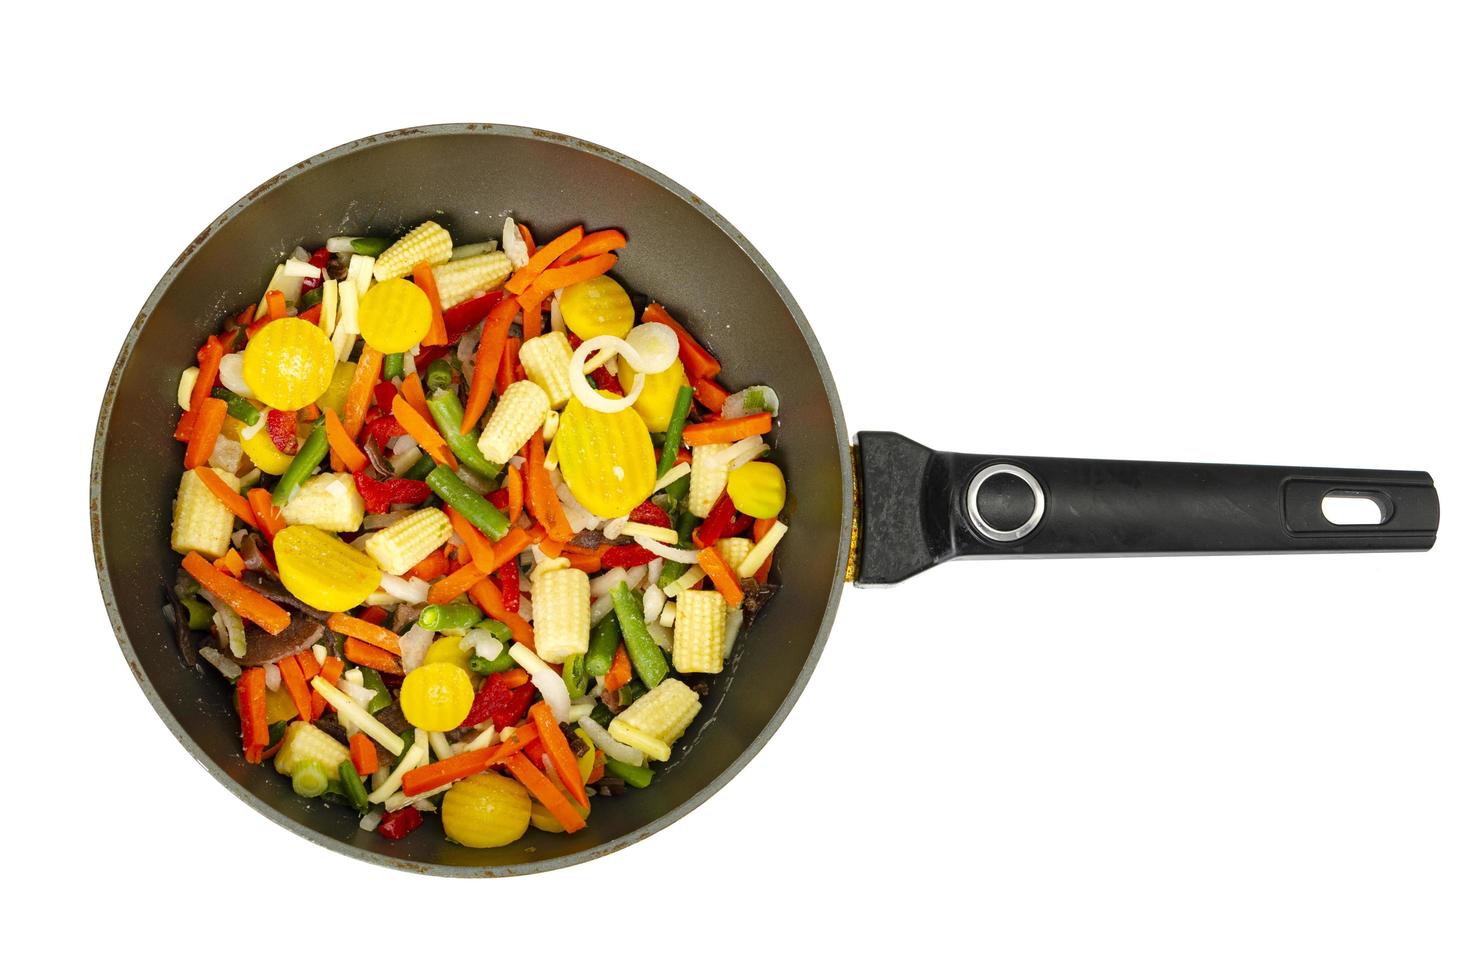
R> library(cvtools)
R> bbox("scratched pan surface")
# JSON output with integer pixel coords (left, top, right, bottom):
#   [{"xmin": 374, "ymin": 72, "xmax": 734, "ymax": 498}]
[{"xmin": 91, "ymin": 124, "xmax": 852, "ymax": 875}]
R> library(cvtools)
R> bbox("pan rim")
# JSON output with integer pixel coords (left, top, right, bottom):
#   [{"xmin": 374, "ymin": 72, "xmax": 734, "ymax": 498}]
[{"xmin": 90, "ymin": 122, "xmax": 853, "ymax": 876}]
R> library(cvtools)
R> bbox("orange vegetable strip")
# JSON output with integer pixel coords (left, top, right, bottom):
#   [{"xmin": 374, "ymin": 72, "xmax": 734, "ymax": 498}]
[
  {"xmin": 301, "ymin": 402, "xmax": 321, "ymax": 421},
  {"xmin": 184, "ymin": 397, "xmax": 227, "ymax": 469},
  {"xmin": 505, "ymin": 465, "xmax": 524, "ymax": 525},
  {"xmin": 327, "ymin": 612, "xmax": 403, "ymax": 654},
  {"xmin": 182, "ymin": 552, "xmax": 290, "ymax": 634},
  {"xmin": 446, "ymin": 506, "xmax": 497, "ymax": 574},
  {"xmin": 683, "ymin": 413, "xmax": 771, "ymax": 446},
  {"xmin": 427, "ymin": 561, "xmax": 488, "ymax": 605},
  {"xmin": 496, "ymin": 337, "xmax": 521, "ymax": 395},
  {"xmin": 193, "ymin": 466, "xmax": 259, "ymax": 529},
  {"xmin": 529, "ymin": 252, "xmax": 617, "ymax": 295},
  {"xmin": 309, "ymin": 656, "xmax": 343, "ymax": 719},
  {"xmin": 412, "ymin": 261, "xmax": 448, "ymax": 346},
  {"xmin": 469, "ymin": 578, "xmax": 536, "ymax": 649},
  {"xmin": 349, "ymin": 732, "xmax": 379, "ymax": 777},
  {"xmin": 588, "ymin": 751, "xmax": 605, "ymax": 785},
  {"xmin": 519, "ymin": 291, "xmax": 544, "ymax": 341},
  {"xmin": 503, "ymin": 752, "xmax": 586, "ymax": 833},
  {"xmin": 295, "ymin": 650, "xmax": 320, "ymax": 681},
  {"xmin": 241, "ymin": 668, "xmax": 269, "ymax": 748},
  {"xmin": 391, "ymin": 394, "xmax": 456, "ymax": 468},
  {"xmin": 697, "ymin": 547, "xmax": 745, "ymax": 607},
  {"xmin": 556, "ymin": 229, "xmax": 627, "ymax": 266},
  {"xmin": 530, "ymin": 701, "xmax": 587, "ymax": 802},
  {"xmin": 538, "ymin": 536, "xmax": 563, "ymax": 559},
  {"xmin": 265, "ymin": 289, "xmax": 287, "ymax": 320},
  {"xmin": 323, "ymin": 408, "xmax": 369, "ymax": 473},
  {"xmin": 189, "ymin": 336, "xmax": 225, "ymax": 412},
  {"xmin": 341, "ymin": 347, "xmax": 384, "ymax": 441},
  {"xmin": 691, "ymin": 377, "xmax": 729, "ymax": 414},
  {"xmin": 247, "ymin": 488, "xmax": 286, "ymax": 541},
  {"xmin": 517, "ymin": 223, "xmax": 536, "ymax": 257},
  {"xmin": 505, "ymin": 225, "xmax": 584, "ymax": 295},
  {"xmin": 399, "ymin": 367, "xmax": 435, "ymax": 427},
  {"xmin": 213, "ymin": 548, "xmax": 246, "ymax": 578},
  {"xmin": 277, "ymin": 654, "xmax": 313, "ymax": 721},
  {"xmin": 753, "ymin": 517, "xmax": 777, "ymax": 583},
  {"xmin": 523, "ymin": 437, "xmax": 573, "ymax": 541},
  {"xmin": 562, "ymin": 551, "xmax": 602, "ymax": 573},
  {"xmin": 343, "ymin": 636, "xmax": 403, "ymax": 675},
  {"xmin": 174, "ymin": 410, "xmax": 196, "ymax": 443},
  {"xmin": 401, "ymin": 745, "xmax": 502, "ymax": 798},
  {"xmin": 408, "ymin": 548, "xmax": 449, "ymax": 583},
  {"xmin": 499, "ymin": 667, "xmax": 531, "ymax": 689},
  {"xmin": 605, "ymin": 647, "xmax": 632, "ymax": 692},
  {"xmin": 642, "ymin": 302, "xmax": 721, "ymax": 379},
  {"xmin": 462, "ymin": 295, "xmax": 519, "ymax": 433},
  {"xmin": 488, "ymin": 525, "xmax": 538, "ymax": 569}
]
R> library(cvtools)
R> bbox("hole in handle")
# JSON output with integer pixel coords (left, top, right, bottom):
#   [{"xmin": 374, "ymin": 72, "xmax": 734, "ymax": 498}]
[{"xmin": 1321, "ymin": 490, "xmax": 1393, "ymax": 526}]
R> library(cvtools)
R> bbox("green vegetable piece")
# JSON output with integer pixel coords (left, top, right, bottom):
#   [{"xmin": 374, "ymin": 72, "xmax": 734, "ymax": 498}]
[
  {"xmin": 424, "ymin": 359, "xmax": 454, "ymax": 393},
  {"xmin": 584, "ymin": 612, "xmax": 619, "ymax": 677},
  {"xmin": 469, "ymin": 650, "xmax": 515, "ymax": 675},
  {"xmin": 300, "ymin": 286, "xmax": 324, "ymax": 310},
  {"xmin": 603, "ymin": 757, "xmax": 654, "ymax": 789},
  {"xmin": 350, "ymin": 236, "xmax": 392, "ymax": 256},
  {"xmin": 382, "ymin": 352, "xmax": 404, "ymax": 380},
  {"xmin": 658, "ymin": 512, "xmax": 702, "ymax": 588},
  {"xmin": 211, "ymin": 387, "xmax": 261, "ymax": 426},
  {"xmin": 418, "ymin": 602, "xmax": 484, "ymax": 632},
  {"xmin": 181, "ymin": 595, "xmax": 214, "ymax": 630},
  {"xmin": 610, "ymin": 582, "xmax": 668, "ymax": 690},
  {"xmin": 563, "ymin": 653, "xmax": 587, "ymax": 699},
  {"xmin": 588, "ymin": 703, "xmax": 615, "ymax": 728},
  {"xmin": 404, "ymin": 453, "xmax": 436, "ymax": 480},
  {"xmin": 338, "ymin": 761, "xmax": 370, "ymax": 813},
  {"xmin": 656, "ymin": 385, "xmax": 693, "ymax": 477},
  {"xmin": 426, "ymin": 388, "xmax": 503, "ymax": 482},
  {"xmin": 359, "ymin": 667, "xmax": 393, "ymax": 714},
  {"xmin": 478, "ymin": 619, "xmax": 513, "ymax": 643},
  {"xmin": 617, "ymin": 680, "xmax": 647, "ymax": 707},
  {"xmin": 427, "ymin": 465, "xmax": 510, "ymax": 541},
  {"xmin": 266, "ymin": 720, "xmax": 288, "ymax": 747},
  {"xmin": 291, "ymin": 762, "xmax": 329, "ymax": 798},
  {"xmin": 271, "ymin": 419, "xmax": 329, "ymax": 507}
]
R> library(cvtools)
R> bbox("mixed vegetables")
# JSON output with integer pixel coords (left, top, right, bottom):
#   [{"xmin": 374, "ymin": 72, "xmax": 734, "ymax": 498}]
[{"xmin": 164, "ymin": 217, "xmax": 787, "ymax": 846}]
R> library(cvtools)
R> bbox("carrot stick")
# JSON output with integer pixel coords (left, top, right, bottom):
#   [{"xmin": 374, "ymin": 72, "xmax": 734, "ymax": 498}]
[
  {"xmin": 184, "ymin": 397, "xmax": 227, "ymax": 469},
  {"xmin": 691, "ymin": 377, "xmax": 729, "ymax": 413},
  {"xmin": 588, "ymin": 751, "xmax": 605, "ymax": 784},
  {"xmin": 309, "ymin": 656, "xmax": 343, "ymax": 719},
  {"xmin": 247, "ymin": 488, "xmax": 286, "ymax": 541},
  {"xmin": 696, "ymin": 548, "xmax": 745, "ymax": 607},
  {"xmin": 642, "ymin": 302, "xmax": 721, "ymax": 379},
  {"xmin": 683, "ymin": 413, "xmax": 771, "ymax": 446},
  {"xmin": 562, "ymin": 550, "xmax": 602, "ymax": 573},
  {"xmin": 343, "ymin": 636, "xmax": 403, "ymax": 675},
  {"xmin": 189, "ymin": 336, "xmax": 225, "ymax": 412},
  {"xmin": 323, "ymin": 408, "xmax": 369, "ymax": 473},
  {"xmin": 342, "ymin": 347, "xmax": 384, "ymax": 441},
  {"xmin": 505, "ymin": 465, "xmax": 524, "ymax": 525},
  {"xmin": 496, "ymin": 337, "xmax": 521, "ymax": 396},
  {"xmin": 193, "ymin": 466, "xmax": 259, "ymax": 529},
  {"xmin": 401, "ymin": 745, "xmax": 502, "ymax": 798},
  {"xmin": 411, "ymin": 261, "xmax": 448, "ymax": 346},
  {"xmin": 408, "ymin": 548, "xmax": 449, "ymax": 582},
  {"xmin": 530, "ymin": 701, "xmax": 586, "ymax": 801},
  {"xmin": 277, "ymin": 654, "xmax": 313, "ymax": 721},
  {"xmin": 753, "ymin": 517, "xmax": 777, "ymax": 583},
  {"xmin": 427, "ymin": 561, "xmax": 488, "ymax": 605},
  {"xmin": 503, "ymin": 752, "xmax": 586, "ymax": 832},
  {"xmin": 524, "ymin": 437, "xmax": 573, "ymax": 541},
  {"xmin": 519, "ymin": 290, "xmax": 544, "ymax": 341},
  {"xmin": 398, "ymin": 367, "xmax": 435, "ymax": 427},
  {"xmin": 517, "ymin": 223, "xmax": 536, "ymax": 258},
  {"xmin": 174, "ymin": 410, "xmax": 196, "ymax": 443},
  {"xmin": 462, "ymin": 295, "xmax": 519, "ymax": 433},
  {"xmin": 469, "ymin": 579, "xmax": 536, "ymax": 648},
  {"xmin": 489, "ymin": 525, "xmax": 538, "ymax": 569},
  {"xmin": 505, "ymin": 225, "xmax": 584, "ymax": 295},
  {"xmin": 529, "ymin": 252, "xmax": 618, "ymax": 295},
  {"xmin": 295, "ymin": 650, "xmax": 320, "ymax": 681},
  {"xmin": 391, "ymin": 394, "xmax": 456, "ymax": 468},
  {"xmin": 241, "ymin": 667, "xmax": 269, "ymax": 748},
  {"xmin": 265, "ymin": 289, "xmax": 287, "ymax": 320},
  {"xmin": 446, "ymin": 506, "xmax": 496, "ymax": 574},
  {"xmin": 605, "ymin": 647, "xmax": 632, "ymax": 691},
  {"xmin": 349, "ymin": 732, "xmax": 379, "ymax": 777},
  {"xmin": 327, "ymin": 612, "xmax": 403, "ymax": 654},
  {"xmin": 213, "ymin": 548, "xmax": 245, "ymax": 578},
  {"xmin": 555, "ymin": 229, "xmax": 627, "ymax": 266},
  {"xmin": 182, "ymin": 552, "xmax": 290, "ymax": 634},
  {"xmin": 498, "ymin": 667, "xmax": 531, "ymax": 689},
  {"xmin": 538, "ymin": 536, "xmax": 563, "ymax": 559}
]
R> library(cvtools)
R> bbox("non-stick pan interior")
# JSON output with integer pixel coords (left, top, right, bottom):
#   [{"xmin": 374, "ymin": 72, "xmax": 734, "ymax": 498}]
[{"xmin": 92, "ymin": 125, "xmax": 851, "ymax": 874}]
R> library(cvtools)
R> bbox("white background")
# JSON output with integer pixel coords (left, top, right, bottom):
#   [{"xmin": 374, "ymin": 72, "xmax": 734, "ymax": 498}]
[{"xmin": 7, "ymin": 2, "xmax": 1477, "ymax": 977}]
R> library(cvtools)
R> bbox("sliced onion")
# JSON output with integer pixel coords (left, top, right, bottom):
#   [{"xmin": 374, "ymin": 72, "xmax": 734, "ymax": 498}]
[
  {"xmin": 624, "ymin": 322, "xmax": 679, "ymax": 373},
  {"xmin": 217, "ymin": 353, "xmax": 254, "ymax": 399},
  {"xmin": 550, "ymin": 291, "xmax": 565, "ymax": 333},
  {"xmin": 578, "ymin": 716, "xmax": 646, "ymax": 766},
  {"xmin": 264, "ymin": 662, "xmax": 282, "ymax": 691},
  {"xmin": 721, "ymin": 385, "xmax": 780, "ymax": 419},
  {"xmin": 590, "ymin": 568, "xmax": 628, "ymax": 599},
  {"xmin": 198, "ymin": 646, "xmax": 242, "ymax": 681},
  {"xmin": 380, "ymin": 573, "xmax": 430, "ymax": 604},
  {"xmin": 634, "ymin": 534, "xmax": 698, "ymax": 564},
  {"xmin": 389, "ymin": 433, "xmax": 418, "ymax": 456},
  {"xmin": 568, "ymin": 335, "xmax": 644, "ymax": 413},
  {"xmin": 507, "ymin": 642, "xmax": 571, "ymax": 722},
  {"xmin": 642, "ymin": 583, "xmax": 665, "ymax": 623},
  {"xmin": 503, "ymin": 216, "xmax": 529, "ymax": 268}
]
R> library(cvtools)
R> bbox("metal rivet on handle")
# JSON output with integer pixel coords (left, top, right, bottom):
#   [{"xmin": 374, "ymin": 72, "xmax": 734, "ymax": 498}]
[{"xmin": 965, "ymin": 463, "xmax": 1045, "ymax": 543}]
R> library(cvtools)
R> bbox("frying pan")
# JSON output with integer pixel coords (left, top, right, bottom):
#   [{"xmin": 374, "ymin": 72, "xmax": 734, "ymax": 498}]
[{"xmin": 92, "ymin": 124, "xmax": 1441, "ymax": 876}]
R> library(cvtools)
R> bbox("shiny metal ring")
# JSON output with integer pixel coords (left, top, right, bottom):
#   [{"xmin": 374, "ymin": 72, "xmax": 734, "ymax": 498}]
[{"xmin": 965, "ymin": 463, "xmax": 1045, "ymax": 543}]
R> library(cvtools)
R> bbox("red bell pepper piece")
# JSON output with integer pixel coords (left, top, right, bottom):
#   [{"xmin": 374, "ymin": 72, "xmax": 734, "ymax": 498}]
[
  {"xmin": 601, "ymin": 543, "xmax": 658, "ymax": 569},
  {"xmin": 415, "ymin": 345, "xmax": 451, "ymax": 372},
  {"xmin": 462, "ymin": 676, "xmax": 537, "ymax": 729},
  {"xmin": 377, "ymin": 806, "xmax": 424, "ymax": 841},
  {"xmin": 373, "ymin": 380, "xmax": 399, "ymax": 416},
  {"xmin": 265, "ymin": 409, "xmax": 298, "ymax": 454},
  {"xmin": 495, "ymin": 559, "xmax": 520, "ymax": 613},
  {"xmin": 692, "ymin": 491, "xmax": 737, "ymax": 549},
  {"xmin": 353, "ymin": 471, "xmax": 433, "ymax": 514},
  {"xmin": 588, "ymin": 363, "xmax": 623, "ymax": 395},
  {"xmin": 364, "ymin": 415, "xmax": 408, "ymax": 450},
  {"xmin": 628, "ymin": 500, "xmax": 672, "ymax": 529},
  {"xmin": 443, "ymin": 291, "xmax": 506, "ymax": 342},
  {"xmin": 487, "ymin": 488, "xmax": 510, "ymax": 509}
]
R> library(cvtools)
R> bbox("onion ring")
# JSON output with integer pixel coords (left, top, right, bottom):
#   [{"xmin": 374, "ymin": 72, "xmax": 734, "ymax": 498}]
[{"xmin": 568, "ymin": 335, "xmax": 645, "ymax": 413}]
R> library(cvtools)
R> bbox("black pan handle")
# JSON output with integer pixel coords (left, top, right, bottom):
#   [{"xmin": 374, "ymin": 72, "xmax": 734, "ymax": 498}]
[{"xmin": 852, "ymin": 431, "xmax": 1440, "ymax": 585}]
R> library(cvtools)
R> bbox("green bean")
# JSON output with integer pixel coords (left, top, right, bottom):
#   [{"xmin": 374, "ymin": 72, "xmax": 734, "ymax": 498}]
[
  {"xmin": 426, "ymin": 465, "xmax": 510, "ymax": 541},
  {"xmin": 656, "ymin": 385, "xmax": 693, "ymax": 477},
  {"xmin": 382, "ymin": 352, "xmax": 404, "ymax": 380},
  {"xmin": 210, "ymin": 387, "xmax": 261, "ymax": 426},
  {"xmin": 478, "ymin": 619, "xmax": 513, "ymax": 643},
  {"xmin": 338, "ymin": 761, "xmax": 369, "ymax": 813},
  {"xmin": 350, "ymin": 236, "xmax": 392, "ymax": 256},
  {"xmin": 300, "ymin": 286, "xmax": 324, "ymax": 310},
  {"xmin": 658, "ymin": 512, "xmax": 702, "ymax": 588},
  {"xmin": 611, "ymin": 581, "xmax": 668, "ymax": 690},
  {"xmin": 424, "ymin": 359, "xmax": 454, "ymax": 393},
  {"xmin": 469, "ymin": 650, "xmax": 516, "ymax": 674},
  {"xmin": 404, "ymin": 453, "xmax": 436, "ymax": 481},
  {"xmin": 418, "ymin": 602, "xmax": 483, "ymax": 632},
  {"xmin": 426, "ymin": 388, "xmax": 502, "ymax": 482},
  {"xmin": 563, "ymin": 653, "xmax": 587, "ymax": 699},
  {"xmin": 589, "ymin": 703, "xmax": 615, "ymax": 728},
  {"xmin": 272, "ymin": 420, "xmax": 328, "ymax": 507},
  {"xmin": 603, "ymin": 757, "xmax": 654, "ymax": 789},
  {"xmin": 359, "ymin": 667, "xmax": 393, "ymax": 714},
  {"xmin": 585, "ymin": 612, "xmax": 619, "ymax": 677},
  {"xmin": 266, "ymin": 720, "xmax": 288, "ymax": 748},
  {"xmin": 181, "ymin": 595, "xmax": 214, "ymax": 630}
]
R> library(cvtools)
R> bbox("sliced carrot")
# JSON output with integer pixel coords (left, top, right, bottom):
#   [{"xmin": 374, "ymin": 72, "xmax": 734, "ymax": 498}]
[
  {"xmin": 642, "ymin": 302, "xmax": 721, "ymax": 379},
  {"xmin": 555, "ymin": 229, "xmax": 627, "ymax": 266},
  {"xmin": 399, "ymin": 367, "xmax": 435, "ymax": 428},
  {"xmin": 496, "ymin": 336, "xmax": 521, "ymax": 396},
  {"xmin": 265, "ymin": 289, "xmax": 287, "ymax": 320},
  {"xmin": 529, "ymin": 252, "xmax": 617, "ymax": 296},
  {"xmin": 349, "ymin": 732, "xmax": 379, "ymax": 777},
  {"xmin": 505, "ymin": 465, "xmax": 524, "ymax": 525},
  {"xmin": 562, "ymin": 550, "xmax": 602, "ymax": 573},
  {"xmin": 300, "ymin": 402, "xmax": 321, "ymax": 422},
  {"xmin": 184, "ymin": 397, "xmax": 227, "ymax": 469},
  {"xmin": 499, "ymin": 667, "xmax": 531, "ymax": 689},
  {"xmin": 241, "ymin": 667, "xmax": 269, "ymax": 748},
  {"xmin": 323, "ymin": 408, "xmax": 369, "ymax": 473},
  {"xmin": 342, "ymin": 347, "xmax": 384, "ymax": 441},
  {"xmin": 503, "ymin": 752, "xmax": 586, "ymax": 833},
  {"xmin": 588, "ymin": 751, "xmax": 605, "ymax": 784},
  {"xmin": 194, "ymin": 466, "xmax": 259, "ymax": 529},
  {"xmin": 247, "ymin": 488, "xmax": 286, "ymax": 542},
  {"xmin": 696, "ymin": 548, "xmax": 745, "ymax": 607},
  {"xmin": 183, "ymin": 552, "xmax": 290, "ymax": 634},
  {"xmin": 753, "ymin": 517, "xmax": 777, "ymax": 583},
  {"xmin": 538, "ymin": 536, "xmax": 563, "ymax": 559},
  {"xmin": 519, "ymin": 290, "xmax": 544, "ymax": 341},
  {"xmin": 516, "ymin": 223, "xmax": 536, "ymax": 258},
  {"xmin": 683, "ymin": 413, "xmax": 771, "ymax": 446},
  {"xmin": 605, "ymin": 647, "xmax": 632, "ymax": 692},
  {"xmin": 392, "ymin": 394, "xmax": 456, "ymax": 468},
  {"xmin": 401, "ymin": 744, "xmax": 502, "ymax": 798},
  {"xmin": 277, "ymin": 654, "xmax": 313, "ymax": 721},
  {"xmin": 189, "ymin": 336, "xmax": 225, "ymax": 412},
  {"xmin": 174, "ymin": 410, "xmax": 196, "ymax": 443},
  {"xmin": 427, "ymin": 561, "xmax": 488, "ymax": 605},
  {"xmin": 213, "ymin": 548, "xmax": 246, "ymax": 578},
  {"xmin": 408, "ymin": 548, "xmax": 449, "ymax": 583},
  {"xmin": 531, "ymin": 701, "xmax": 586, "ymax": 801},
  {"xmin": 446, "ymin": 506, "xmax": 496, "ymax": 574},
  {"xmin": 489, "ymin": 525, "xmax": 539, "ymax": 569},
  {"xmin": 411, "ymin": 261, "xmax": 448, "ymax": 346},
  {"xmin": 327, "ymin": 612, "xmax": 403, "ymax": 654},
  {"xmin": 462, "ymin": 295, "xmax": 519, "ymax": 433},
  {"xmin": 295, "ymin": 650, "xmax": 320, "ymax": 681},
  {"xmin": 309, "ymin": 656, "xmax": 343, "ymax": 719},
  {"xmin": 524, "ymin": 436, "xmax": 573, "ymax": 542},
  {"xmin": 505, "ymin": 225, "xmax": 584, "ymax": 295},
  {"xmin": 469, "ymin": 578, "xmax": 536, "ymax": 649},
  {"xmin": 343, "ymin": 636, "xmax": 403, "ymax": 675},
  {"xmin": 691, "ymin": 376, "xmax": 730, "ymax": 414}
]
